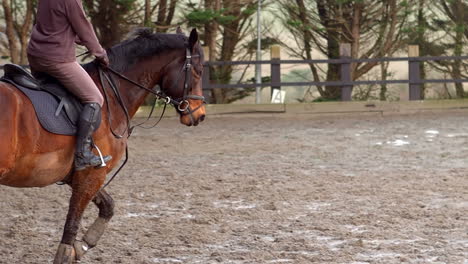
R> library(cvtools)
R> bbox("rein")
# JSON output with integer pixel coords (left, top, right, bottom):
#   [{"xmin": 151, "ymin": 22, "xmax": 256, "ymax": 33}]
[
  {"xmin": 99, "ymin": 67, "xmax": 168, "ymax": 138},
  {"xmin": 98, "ymin": 67, "xmax": 168, "ymax": 190}
]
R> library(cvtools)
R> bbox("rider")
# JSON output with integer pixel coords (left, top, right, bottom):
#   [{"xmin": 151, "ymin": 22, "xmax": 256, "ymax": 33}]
[{"xmin": 27, "ymin": 0, "xmax": 112, "ymax": 171}]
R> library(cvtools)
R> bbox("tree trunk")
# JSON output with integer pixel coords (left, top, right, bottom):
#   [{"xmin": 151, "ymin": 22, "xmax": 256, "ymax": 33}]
[
  {"xmin": 204, "ymin": 0, "xmax": 222, "ymax": 103},
  {"xmin": 144, "ymin": 0, "xmax": 151, "ymax": 26},
  {"xmin": 317, "ymin": 0, "xmax": 341, "ymax": 100},
  {"xmin": 155, "ymin": 0, "xmax": 167, "ymax": 32},
  {"xmin": 417, "ymin": 0, "xmax": 426, "ymax": 99},
  {"xmin": 165, "ymin": 0, "xmax": 177, "ymax": 31},
  {"xmin": 217, "ymin": 1, "xmax": 242, "ymax": 103},
  {"xmin": 19, "ymin": 0, "xmax": 34, "ymax": 64},
  {"xmin": 380, "ymin": 62, "xmax": 389, "ymax": 101},
  {"xmin": 323, "ymin": 40, "xmax": 341, "ymax": 100},
  {"xmin": 204, "ymin": 0, "xmax": 219, "ymax": 62},
  {"xmin": 2, "ymin": 0, "xmax": 20, "ymax": 63},
  {"xmin": 453, "ymin": 1, "xmax": 464, "ymax": 98},
  {"xmin": 350, "ymin": 3, "xmax": 363, "ymax": 77},
  {"xmin": 295, "ymin": 0, "xmax": 324, "ymax": 97}
]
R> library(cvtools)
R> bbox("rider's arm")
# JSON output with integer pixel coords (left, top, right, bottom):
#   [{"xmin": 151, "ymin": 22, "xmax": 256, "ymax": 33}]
[
  {"xmin": 75, "ymin": 35, "xmax": 84, "ymax": 46},
  {"xmin": 65, "ymin": 0, "xmax": 106, "ymax": 58}
]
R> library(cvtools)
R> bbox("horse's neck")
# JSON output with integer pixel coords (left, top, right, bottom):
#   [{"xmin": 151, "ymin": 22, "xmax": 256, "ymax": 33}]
[{"xmin": 114, "ymin": 53, "xmax": 171, "ymax": 118}]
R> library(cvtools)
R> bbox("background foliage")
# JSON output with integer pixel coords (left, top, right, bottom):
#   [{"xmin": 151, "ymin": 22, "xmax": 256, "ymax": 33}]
[{"xmin": 0, "ymin": 0, "xmax": 466, "ymax": 102}]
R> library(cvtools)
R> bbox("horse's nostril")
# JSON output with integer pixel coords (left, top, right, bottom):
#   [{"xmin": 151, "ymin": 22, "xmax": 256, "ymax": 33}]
[{"xmin": 199, "ymin": 115, "xmax": 205, "ymax": 122}]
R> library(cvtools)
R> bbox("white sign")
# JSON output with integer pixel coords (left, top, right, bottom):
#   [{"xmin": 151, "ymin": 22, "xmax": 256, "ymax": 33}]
[{"xmin": 271, "ymin": 89, "xmax": 286, "ymax": 104}]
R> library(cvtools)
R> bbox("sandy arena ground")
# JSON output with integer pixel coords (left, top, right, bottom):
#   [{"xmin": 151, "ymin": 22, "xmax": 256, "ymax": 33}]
[{"xmin": 1, "ymin": 111, "xmax": 467, "ymax": 264}]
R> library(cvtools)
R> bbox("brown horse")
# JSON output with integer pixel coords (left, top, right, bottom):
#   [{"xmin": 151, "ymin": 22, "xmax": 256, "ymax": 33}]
[{"xmin": 0, "ymin": 28, "xmax": 206, "ymax": 263}]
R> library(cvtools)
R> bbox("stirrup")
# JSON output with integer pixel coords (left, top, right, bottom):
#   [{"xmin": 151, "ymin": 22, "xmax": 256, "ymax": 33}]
[
  {"xmin": 74, "ymin": 148, "xmax": 112, "ymax": 171},
  {"xmin": 94, "ymin": 144, "xmax": 108, "ymax": 168},
  {"xmin": 75, "ymin": 155, "xmax": 112, "ymax": 171}
]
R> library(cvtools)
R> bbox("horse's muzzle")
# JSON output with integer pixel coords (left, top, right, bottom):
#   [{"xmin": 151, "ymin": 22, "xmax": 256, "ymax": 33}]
[{"xmin": 179, "ymin": 100, "xmax": 206, "ymax": 127}]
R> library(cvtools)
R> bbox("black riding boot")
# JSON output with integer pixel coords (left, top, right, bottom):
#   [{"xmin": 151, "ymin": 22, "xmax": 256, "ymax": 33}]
[{"xmin": 75, "ymin": 103, "xmax": 112, "ymax": 171}]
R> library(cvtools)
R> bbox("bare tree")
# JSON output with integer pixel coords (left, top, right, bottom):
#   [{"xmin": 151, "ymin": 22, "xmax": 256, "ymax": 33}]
[
  {"xmin": 1, "ymin": 0, "xmax": 34, "ymax": 64},
  {"xmin": 203, "ymin": 0, "xmax": 220, "ymax": 63},
  {"xmin": 436, "ymin": 0, "xmax": 467, "ymax": 97},
  {"xmin": 144, "ymin": 0, "xmax": 152, "ymax": 26},
  {"xmin": 1, "ymin": 0, "xmax": 19, "ymax": 63},
  {"xmin": 185, "ymin": 0, "xmax": 260, "ymax": 103},
  {"xmin": 278, "ymin": 0, "xmax": 409, "ymax": 100},
  {"xmin": 409, "ymin": 0, "xmax": 468, "ymax": 98},
  {"xmin": 154, "ymin": 0, "xmax": 178, "ymax": 32}
]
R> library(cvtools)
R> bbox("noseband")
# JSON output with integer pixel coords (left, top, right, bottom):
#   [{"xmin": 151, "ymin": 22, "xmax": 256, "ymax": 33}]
[{"xmin": 168, "ymin": 48, "xmax": 206, "ymax": 125}]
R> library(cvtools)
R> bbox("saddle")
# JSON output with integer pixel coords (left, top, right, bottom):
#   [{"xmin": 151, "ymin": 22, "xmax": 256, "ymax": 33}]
[{"xmin": 1, "ymin": 64, "xmax": 83, "ymax": 135}]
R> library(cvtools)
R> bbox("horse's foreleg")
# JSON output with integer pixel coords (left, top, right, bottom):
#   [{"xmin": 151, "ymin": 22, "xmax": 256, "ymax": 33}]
[
  {"xmin": 74, "ymin": 189, "xmax": 114, "ymax": 261},
  {"xmin": 54, "ymin": 170, "xmax": 106, "ymax": 264}
]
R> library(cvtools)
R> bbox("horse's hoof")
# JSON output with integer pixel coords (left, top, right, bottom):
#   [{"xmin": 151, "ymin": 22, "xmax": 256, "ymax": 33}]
[
  {"xmin": 74, "ymin": 240, "xmax": 89, "ymax": 261},
  {"xmin": 53, "ymin": 243, "xmax": 76, "ymax": 264}
]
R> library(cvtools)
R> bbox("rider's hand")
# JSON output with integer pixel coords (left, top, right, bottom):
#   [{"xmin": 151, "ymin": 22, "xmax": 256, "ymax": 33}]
[{"xmin": 96, "ymin": 53, "xmax": 110, "ymax": 67}]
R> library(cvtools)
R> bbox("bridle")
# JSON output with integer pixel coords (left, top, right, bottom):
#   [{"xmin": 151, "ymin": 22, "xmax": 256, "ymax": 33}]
[
  {"xmin": 164, "ymin": 48, "xmax": 206, "ymax": 126},
  {"xmin": 100, "ymin": 46, "xmax": 206, "ymax": 138}
]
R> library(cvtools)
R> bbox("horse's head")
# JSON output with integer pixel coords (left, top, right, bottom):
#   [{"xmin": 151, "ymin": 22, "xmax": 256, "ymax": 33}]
[
  {"xmin": 101, "ymin": 28, "xmax": 207, "ymax": 127},
  {"xmin": 160, "ymin": 28, "xmax": 206, "ymax": 127}
]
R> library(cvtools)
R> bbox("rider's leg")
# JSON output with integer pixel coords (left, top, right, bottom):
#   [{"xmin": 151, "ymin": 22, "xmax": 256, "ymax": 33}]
[
  {"xmin": 74, "ymin": 102, "xmax": 111, "ymax": 170},
  {"xmin": 28, "ymin": 56, "xmax": 104, "ymax": 105},
  {"xmin": 27, "ymin": 57, "xmax": 111, "ymax": 170}
]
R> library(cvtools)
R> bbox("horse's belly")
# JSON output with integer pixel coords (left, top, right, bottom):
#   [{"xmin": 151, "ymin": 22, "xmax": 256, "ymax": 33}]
[
  {"xmin": 0, "ymin": 150, "xmax": 73, "ymax": 187},
  {"xmin": 0, "ymin": 82, "xmax": 74, "ymax": 187}
]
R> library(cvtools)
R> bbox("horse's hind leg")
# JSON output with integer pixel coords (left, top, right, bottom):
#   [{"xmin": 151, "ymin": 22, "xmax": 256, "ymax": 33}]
[
  {"xmin": 74, "ymin": 189, "xmax": 114, "ymax": 261},
  {"xmin": 54, "ymin": 170, "xmax": 106, "ymax": 264}
]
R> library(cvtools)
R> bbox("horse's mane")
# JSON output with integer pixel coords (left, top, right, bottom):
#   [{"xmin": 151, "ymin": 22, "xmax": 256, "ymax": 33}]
[{"xmin": 84, "ymin": 28, "xmax": 187, "ymax": 73}]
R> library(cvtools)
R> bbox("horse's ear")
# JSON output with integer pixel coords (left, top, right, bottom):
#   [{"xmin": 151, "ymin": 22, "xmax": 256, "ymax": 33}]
[
  {"xmin": 176, "ymin": 26, "xmax": 183, "ymax": 34},
  {"xmin": 188, "ymin": 28, "xmax": 198, "ymax": 51}
]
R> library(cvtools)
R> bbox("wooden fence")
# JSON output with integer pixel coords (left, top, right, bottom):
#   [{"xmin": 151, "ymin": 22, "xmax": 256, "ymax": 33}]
[
  {"xmin": 2, "ymin": 44, "xmax": 467, "ymax": 103},
  {"xmin": 202, "ymin": 44, "xmax": 468, "ymax": 102}
]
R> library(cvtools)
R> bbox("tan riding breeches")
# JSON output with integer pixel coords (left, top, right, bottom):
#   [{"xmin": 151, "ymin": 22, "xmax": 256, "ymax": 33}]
[{"xmin": 28, "ymin": 55, "xmax": 104, "ymax": 106}]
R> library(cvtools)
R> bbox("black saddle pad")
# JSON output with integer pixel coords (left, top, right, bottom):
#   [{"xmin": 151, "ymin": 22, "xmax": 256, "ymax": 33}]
[{"xmin": 1, "ymin": 74, "xmax": 82, "ymax": 136}]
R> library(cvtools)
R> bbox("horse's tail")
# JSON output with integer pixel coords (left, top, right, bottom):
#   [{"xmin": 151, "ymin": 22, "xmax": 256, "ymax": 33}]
[{"xmin": 0, "ymin": 82, "xmax": 21, "ymax": 179}]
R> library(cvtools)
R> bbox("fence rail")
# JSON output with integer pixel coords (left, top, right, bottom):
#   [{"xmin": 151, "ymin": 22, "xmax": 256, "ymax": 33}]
[{"xmin": 205, "ymin": 55, "xmax": 468, "ymax": 66}]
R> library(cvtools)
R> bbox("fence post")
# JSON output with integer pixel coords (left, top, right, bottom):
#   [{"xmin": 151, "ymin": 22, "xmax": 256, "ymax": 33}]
[
  {"xmin": 202, "ymin": 46, "xmax": 211, "ymax": 103},
  {"xmin": 340, "ymin": 43, "xmax": 352, "ymax": 101},
  {"xmin": 270, "ymin": 45, "xmax": 281, "ymax": 102},
  {"xmin": 408, "ymin": 45, "xmax": 421, "ymax": 100}
]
